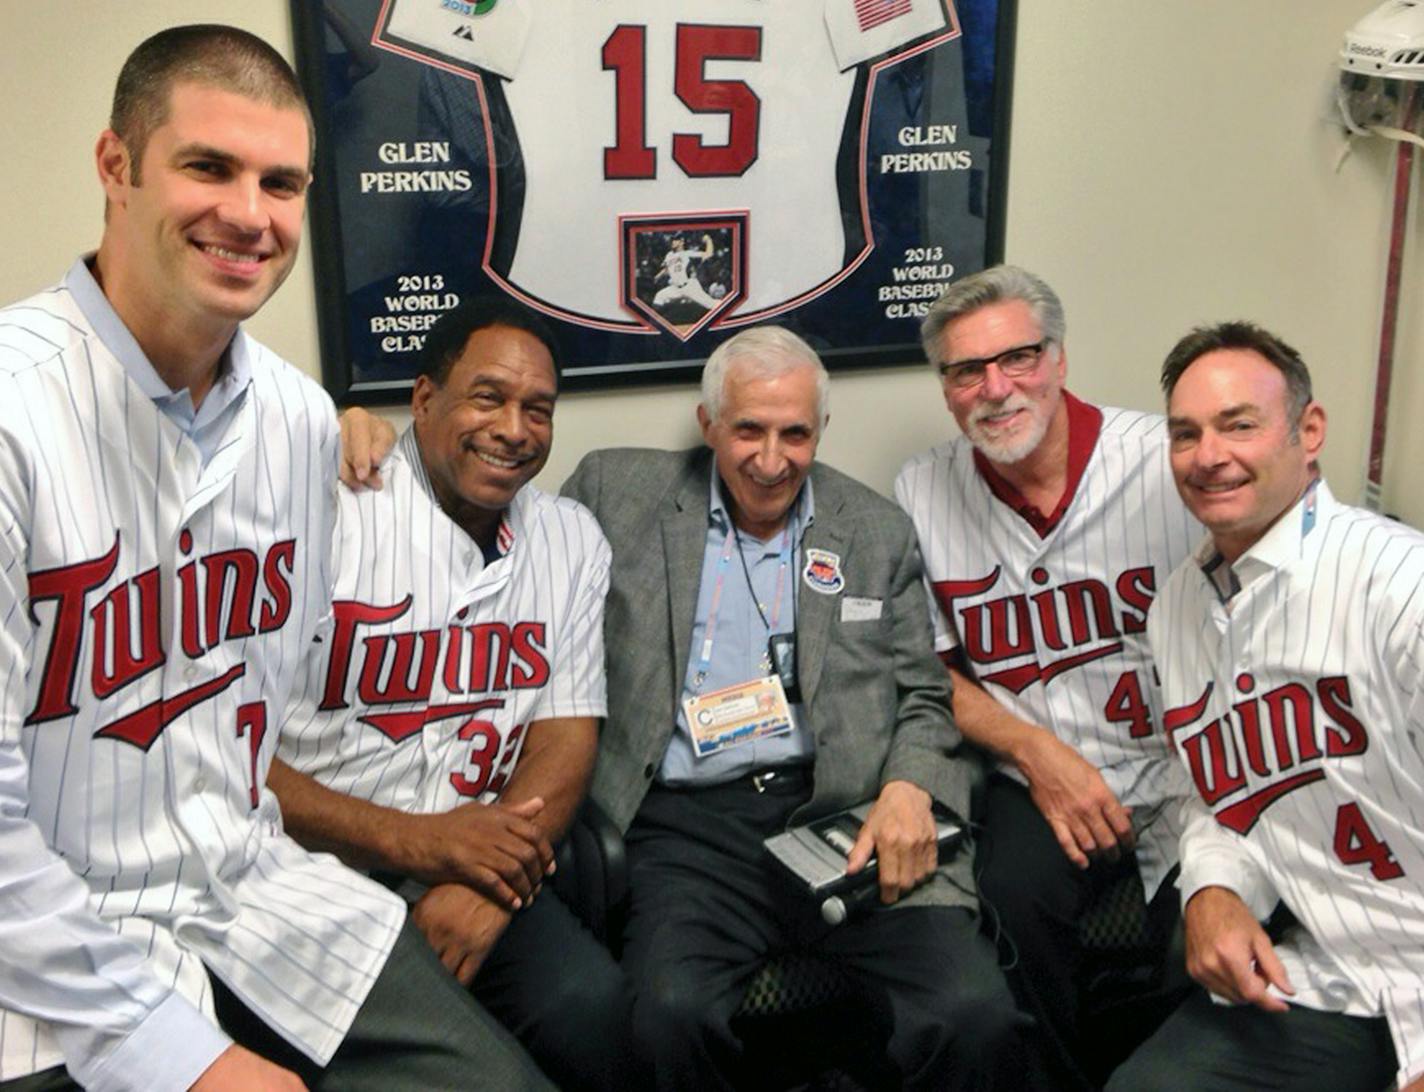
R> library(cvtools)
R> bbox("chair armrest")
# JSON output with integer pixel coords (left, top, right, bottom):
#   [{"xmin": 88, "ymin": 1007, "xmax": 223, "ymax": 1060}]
[{"xmin": 552, "ymin": 796, "xmax": 628, "ymax": 951}]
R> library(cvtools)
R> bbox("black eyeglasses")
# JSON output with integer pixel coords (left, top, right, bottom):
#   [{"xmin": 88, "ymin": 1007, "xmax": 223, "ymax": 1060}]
[{"xmin": 937, "ymin": 341, "xmax": 1047, "ymax": 390}]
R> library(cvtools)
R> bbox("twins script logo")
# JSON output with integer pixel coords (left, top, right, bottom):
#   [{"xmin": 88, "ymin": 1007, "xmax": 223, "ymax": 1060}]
[
  {"xmin": 932, "ymin": 564, "xmax": 1156, "ymax": 689},
  {"xmin": 26, "ymin": 530, "xmax": 296, "ymax": 754},
  {"xmin": 25, "ymin": 529, "xmax": 294, "ymax": 802},
  {"xmin": 318, "ymin": 596, "xmax": 552, "ymax": 799},
  {"xmin": 1163, "ymin": 673, "xmax": 1368, "ymax": 835},
  {"xmin": 932, "ymin": 564, "xmax": 1160, "ymax": 738}
]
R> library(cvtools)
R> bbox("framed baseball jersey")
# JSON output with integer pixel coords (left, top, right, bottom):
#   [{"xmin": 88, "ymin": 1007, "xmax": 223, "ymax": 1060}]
[{"xmin": 291, "ymin": 0, "xmax": 1016, "ymax": 400}]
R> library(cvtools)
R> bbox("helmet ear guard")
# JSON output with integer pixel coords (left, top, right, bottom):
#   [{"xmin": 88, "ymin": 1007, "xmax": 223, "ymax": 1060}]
[{"xmin": 1339, "ymin": 0, "xmax": 1424, "ymax": 141}]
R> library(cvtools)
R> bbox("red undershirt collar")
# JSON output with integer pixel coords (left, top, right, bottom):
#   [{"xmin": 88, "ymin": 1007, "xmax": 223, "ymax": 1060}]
[{"xmin": 971, "ymin": 390, "xmax": 1102, "ymax": 538}]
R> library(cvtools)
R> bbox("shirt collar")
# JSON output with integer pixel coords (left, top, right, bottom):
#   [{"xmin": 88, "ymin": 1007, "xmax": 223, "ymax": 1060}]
[
  {"xmin": 403, "ymin": 424, "xmax": 520, "ymax": 558},
  {"xmin": 63, "ymin": 255, "xmax": 250, "ymax": 408},
  {"xmin": 1194, "ymin": 477, "xmax": 1332, "ymax": 597},
  {"xmin": 972, "ymin": 390, "xmax": 1102, "ymax": 538},
  {"xmin": 707, "ymin": 461, "xmax": 816, "ymax": 543}
]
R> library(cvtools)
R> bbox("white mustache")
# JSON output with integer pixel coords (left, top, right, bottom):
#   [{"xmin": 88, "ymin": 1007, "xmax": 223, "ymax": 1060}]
[{"xmin": 969, "ymin": 393, "xmax": 1031, "ymax": 427}]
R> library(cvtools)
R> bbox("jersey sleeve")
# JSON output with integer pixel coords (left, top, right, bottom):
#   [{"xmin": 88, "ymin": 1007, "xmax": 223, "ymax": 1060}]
[
  {"xmin": 380, "ymin": 0, "xmax": 533, "ymax": 80},
  {"xmin": 529, "ymin": 510, "xmax": 611, "ymax": 722},
  {"xmin": 0, "ymin": 390, "xmax": 230, "ymax": 1091},
  {"xmin": 1176, "ymin": 794, "xmax": 1279, "ymax": 920},
  {"xmin": 877, "ymin": 516, "xmax": 966, "ymax": 816},
  {"xmin": 274, "ymin": 436, "xmax": 348, "ymax": 771},
  {"xmin": 892, "ymin": 464, "xmax": 960, "ymax": 656},
  {"xmin": 823, "ymin": 0, "xmax": 951, "ymax": 71}
]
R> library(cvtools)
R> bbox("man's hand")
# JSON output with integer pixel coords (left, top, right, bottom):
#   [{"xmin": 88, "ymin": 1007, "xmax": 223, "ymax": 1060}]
[
  {"xmin": 846, "ymin": 780, "xmax": 938, "ymax": 904},
  {"xmin": 411, "ymin": 883, "xmax": 513, "ymax": 986},
  {"xmin": 1018, "ymin": 730, "xmax": 1134, "ymax": 868},
  {"xmin": 1184, "ymin": 886, "xmax": 1294, "ymax": 1012},
  {"xmin": 338, "ymin": 407, "xmax": 397, "ymax": 491},
  {"xmin": 401, "ymin": 797, "xmax": 555, "ymax": 910},
  {"xmin": 190, "ymin": 1044, "xmax": 306, "ymax": 1090}
]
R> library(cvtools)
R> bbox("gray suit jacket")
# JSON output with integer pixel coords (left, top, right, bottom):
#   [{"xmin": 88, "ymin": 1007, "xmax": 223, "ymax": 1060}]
[{"xmin": 563, "ymin": 447, "xmax": 975, "ymax": 911}]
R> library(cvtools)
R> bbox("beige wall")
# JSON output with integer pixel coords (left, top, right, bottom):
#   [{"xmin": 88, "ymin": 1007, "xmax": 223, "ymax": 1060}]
[{"xmin": 3, "ymin": 3, "xmax": 1420, "ymax": 520}]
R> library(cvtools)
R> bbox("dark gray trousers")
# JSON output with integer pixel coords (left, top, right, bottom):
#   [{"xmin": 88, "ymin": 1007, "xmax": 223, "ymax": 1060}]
[
  {"xmin": 1106, "ymin": 988, "xmax": 1397, "ymax": 1092},
  {"xmin": 2, "ymin": 919, "xmax": 554, "ymax": 1092}
]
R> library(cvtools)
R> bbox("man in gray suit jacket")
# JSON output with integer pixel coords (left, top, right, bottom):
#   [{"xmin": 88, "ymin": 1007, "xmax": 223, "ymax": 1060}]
[{"xmin": 563, "ymin": 326, "xmax": 1032, "ymax": 1090}]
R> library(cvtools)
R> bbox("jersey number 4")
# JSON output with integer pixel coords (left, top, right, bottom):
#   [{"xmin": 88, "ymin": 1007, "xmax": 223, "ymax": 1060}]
[
  {"xmin": 603, "ymin": 24, "xmax": 762, "ymax": 180},
  {"xmin": 1105, "ymin": 670, "xmax": 1153, "ymax": 739},
  {"xmin": 1333, "ymin": 802, "xmax": 1406, "ymax": 880}
]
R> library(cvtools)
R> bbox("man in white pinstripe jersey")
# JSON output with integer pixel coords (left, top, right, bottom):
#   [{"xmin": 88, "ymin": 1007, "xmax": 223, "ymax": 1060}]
[
  {"xmin": 894, "ymin": 266, "xmax": 1199, "ymax": 1088},
  {"xmin": 1108, "ymin": 321, "xmax": 1424, "ymax": 1092},
  {"xmin": 0, "ymin": 24, "xmax": 548, "ymax": 1092},
  {"xmin": 271, "ymin": 297, "xmax": 634, "ymax": 1091}
]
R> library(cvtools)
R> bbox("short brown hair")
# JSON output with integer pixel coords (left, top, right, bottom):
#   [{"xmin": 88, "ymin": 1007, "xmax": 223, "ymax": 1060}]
[
  {"xmin": 111, "ymin": 24, "xmax": 312, "ymax": 182},
  {"xmin": 1161, "ymin": 321, "xmax": 1313, "ymax": 430}
]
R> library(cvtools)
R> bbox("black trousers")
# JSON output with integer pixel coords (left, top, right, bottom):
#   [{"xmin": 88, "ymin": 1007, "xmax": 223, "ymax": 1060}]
[
  {"xmin": 621, "ymin": 774, "xmax": 1039, "ymax": 1091},
  {"xmin": 1105, "ymin": 989, "xmax": 1397, "ymax": 1092},
  {"xmin": 977, "ymin": 774, "xmax": 1187, "ymax": 1090},
  {"xmin": 471, "ymin": 885, "xmax": 636, "ymax": 1092}
]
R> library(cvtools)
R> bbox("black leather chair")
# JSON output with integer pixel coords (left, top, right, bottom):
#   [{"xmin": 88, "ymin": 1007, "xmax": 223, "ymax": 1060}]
[{"xmin": 550, "ymin": 796, "xmax": 628, "ymax": 948}]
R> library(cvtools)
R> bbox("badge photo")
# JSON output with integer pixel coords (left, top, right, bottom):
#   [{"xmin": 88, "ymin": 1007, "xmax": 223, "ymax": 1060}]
[{"xmin": 802, "ymin": 548, "xmax": 845, "ymax": 594}]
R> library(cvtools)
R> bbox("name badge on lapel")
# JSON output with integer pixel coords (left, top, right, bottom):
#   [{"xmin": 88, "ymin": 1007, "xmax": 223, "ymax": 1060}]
[{"xmin": 840, "ymin": 596, "xmax": 882, "ymax": 622}]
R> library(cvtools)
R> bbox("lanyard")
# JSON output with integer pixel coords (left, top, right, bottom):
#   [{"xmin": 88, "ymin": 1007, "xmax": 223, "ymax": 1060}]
[{"xmin": 692, "ymin": 517, "xmax": 795, "ymax": 690}]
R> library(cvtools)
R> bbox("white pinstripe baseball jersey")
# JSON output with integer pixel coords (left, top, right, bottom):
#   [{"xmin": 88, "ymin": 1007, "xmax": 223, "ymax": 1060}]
[
  {"xmin": 0, "ymin": 276, "xmax": 405, "ymax": 1090},
  {"xmin": 374, "ymin": 0, "xmax": 952, "ymax": 323},
  {"xmin": 662, "ymin": 248, "xmax": 702, "ymax": 291},
  {"xmin": 279, "ymin": 426, "xmax": 609, "ymax": 817},
  {"xmin": 895, "ymin": 395, "xmax": 1200, "ymax": 892},
  {"xmin": 1152, "ymin": 480, "xmax": 1424, "ymax": 1088}
]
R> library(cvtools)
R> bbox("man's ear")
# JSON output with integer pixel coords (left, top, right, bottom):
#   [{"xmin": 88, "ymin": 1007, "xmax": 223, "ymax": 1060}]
[
  {"xmin": 697, "ymin": 403, "xmax": 713, "ymax": 445},
  {"xmin": 95, "ymin": 130, "xmax": 134, "ymax": 205},
  {"xmin": 411, "ymin": 374, "xmax": 437, "ymax": 425},
  {"xmin": 1298, "ymin": 400, "xmax": 1326, "ymax": 464}
]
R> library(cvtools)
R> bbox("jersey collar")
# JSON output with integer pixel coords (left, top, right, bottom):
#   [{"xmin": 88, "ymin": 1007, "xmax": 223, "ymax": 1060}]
[
  {"xmin": 64, "ymin": 256, "xmax": 252, "ymax": 414},
  {"xmin": 1194, "ymin": 477, "xmax": 1332, "ymax": 600},
  {"xmin": 972, "ymin": 390, "xmax": 1102, "ymax": 538},
  {"xmin": 402, "ymin": 424, "xmax": 519, "ymax": 560}
]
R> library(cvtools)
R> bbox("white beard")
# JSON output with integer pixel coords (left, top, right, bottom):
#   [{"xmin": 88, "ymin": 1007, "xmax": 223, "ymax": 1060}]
[{"xmin": 965, "ymin": 394, "xmax": 1053, "ymax": 466}]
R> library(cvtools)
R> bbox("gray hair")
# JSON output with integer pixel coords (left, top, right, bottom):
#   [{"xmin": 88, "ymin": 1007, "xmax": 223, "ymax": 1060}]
[
  {"xmin": 700, "ymin": 326, "xmax": 830, "ymax": 426},
  {"xmin": 919, "ymin": 265, "xmax": 1067, "ymax": 366}
]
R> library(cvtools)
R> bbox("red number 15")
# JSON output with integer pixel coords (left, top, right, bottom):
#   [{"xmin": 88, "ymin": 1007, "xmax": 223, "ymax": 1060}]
[{"xmin": 602, "ymin": 24, "xmax": 763, "ymax": 180}]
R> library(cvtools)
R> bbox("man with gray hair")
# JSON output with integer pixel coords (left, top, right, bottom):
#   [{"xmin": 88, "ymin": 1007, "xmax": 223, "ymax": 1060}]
[
  {"xmin": 562, "ymin": 325, "xmax": 1031, "ymax": 1089},
  {"xmin": 894, "ymin": 265, "xmax": 1199, "ymax": 1087}
]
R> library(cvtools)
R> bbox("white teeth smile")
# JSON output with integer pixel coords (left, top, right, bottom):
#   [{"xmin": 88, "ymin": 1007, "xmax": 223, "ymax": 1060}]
[
  {"xmin": 201, "ymin": 245, "xmax": 260, "ymax": 264},
  {"xmin": 1196, "ymin": 482, "xmax": 1243, "ymax": 493},
  {"xmin": 475, "ymin": 450, "xmax": 521, "ymax": 469}
]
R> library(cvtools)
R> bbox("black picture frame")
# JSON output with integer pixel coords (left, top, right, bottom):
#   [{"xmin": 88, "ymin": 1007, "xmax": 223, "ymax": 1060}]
[{"xmin": 291, "ymin": 0, "xmax": 1016, "ymax": 402}]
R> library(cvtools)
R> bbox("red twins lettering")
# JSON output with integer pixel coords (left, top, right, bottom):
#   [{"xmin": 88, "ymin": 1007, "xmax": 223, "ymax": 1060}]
[
  {"xmin": 931, "ymin": 565, "xmax": 1155, "ymax": 695},
  {"xmin": 26, "ymin": 532, "xmax": 297, "ymax": 726},
  {"xmin": 1164, "ymin": 675, "xmax": 1369, "ymax": 833},
  {"xmin": 320, "ymin": 598, "xmax": 551, "ymax": 715}
]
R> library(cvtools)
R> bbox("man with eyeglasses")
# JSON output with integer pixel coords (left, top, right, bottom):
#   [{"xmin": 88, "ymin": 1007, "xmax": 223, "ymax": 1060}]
[{"xmin": 894, "ymin": 265, "xmax": 1199, "ymax": 1089}]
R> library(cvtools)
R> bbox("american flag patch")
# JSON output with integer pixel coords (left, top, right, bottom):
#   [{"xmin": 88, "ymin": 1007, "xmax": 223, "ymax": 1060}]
[{"xmin": 855, "ymin": 0, "xmax": 913, "ymax": 32}]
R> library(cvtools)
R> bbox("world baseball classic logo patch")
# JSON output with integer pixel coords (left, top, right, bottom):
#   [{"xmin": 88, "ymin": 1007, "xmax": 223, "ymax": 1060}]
[{"xmin": 803, "ymin": 549, "xmax": 845, "ymax": 594}]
